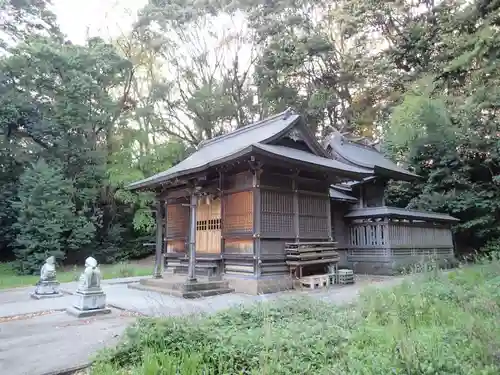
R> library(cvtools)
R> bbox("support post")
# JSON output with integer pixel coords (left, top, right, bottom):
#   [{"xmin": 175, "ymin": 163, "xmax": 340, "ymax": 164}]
[
  {"xmin": 292, "ymin": 175, "xmax": 300, "ymax": 241},
  {"xmin": 153, "ymin": 199, "xmax": 165, "ymax": 278},
  {"xmin": 219, "ymin": 171, "xmax": 225, "ymax": 274},
  {"xmin": 252, "ymin": 167, "xmax": 262, "ymax": 277},
  {"xmin": 326, "ymin": 190, "xmax": 333, "ymax": 241},
  {"xmin": 187, "ymin": 189, "xmax": 198, "ymax": 282}
]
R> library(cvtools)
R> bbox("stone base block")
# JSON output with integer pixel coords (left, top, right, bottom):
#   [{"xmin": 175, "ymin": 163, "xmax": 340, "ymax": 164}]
[
  {"xmin": 66, "ymin": 306, "xmax": 111, "ymax": 318},
  {"xmin": 130, "ymin": 278, "xmax": 234, "ymax": 298},
  {"xmin": 34, "ymin": 280, "xmax": 60, "ymax": 295},
  {"xmin": 225, "ymin": 275, "xmax": 294, "ymax": 295},
  {"xmin": 73, "ymin": 290, "xmax": 107, "ymax": 310},
  {"xmin": 30, "ymin": 292, "xmax": 64, "ymax": 299}
]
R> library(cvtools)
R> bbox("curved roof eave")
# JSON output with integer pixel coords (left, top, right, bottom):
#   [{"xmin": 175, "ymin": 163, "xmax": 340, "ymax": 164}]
[
  {"xmin": 328, "ymin": 134, "xmax": 420, "ymax": 181},
  {"xmin": 126, "ymin": 145, "xmax": 256, "ymax": 191},
  {"xmin": 127, "ymin": 112, "xmax": 302, "ymax": 191}
]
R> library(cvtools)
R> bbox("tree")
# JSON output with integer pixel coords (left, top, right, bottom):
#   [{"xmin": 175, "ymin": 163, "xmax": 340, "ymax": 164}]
[
  {"xmin": 135, "ymin": 4, "xmax": 259, "ymax": 146},
  {"xmin": 12, "ymin": 160, "xmax": 90, "ymax": 274},
  {"xmin": 0, "ymin": 0, "xmax": 61, "ymax": 51},
  {"xmin": 383, "ymin": 0, "xmax": 500, "ymax": 253}
]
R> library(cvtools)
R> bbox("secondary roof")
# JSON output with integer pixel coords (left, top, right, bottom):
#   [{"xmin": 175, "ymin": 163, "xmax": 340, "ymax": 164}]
[{"xmin": 324, "ymin": 131, "xmax": 420, "ymax": 181}]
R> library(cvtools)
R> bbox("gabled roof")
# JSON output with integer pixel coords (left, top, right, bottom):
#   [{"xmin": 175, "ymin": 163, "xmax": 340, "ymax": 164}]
[
  {"xmin": 128, "ymin": 110, "xmax": 371, "ymax": 191},
  {"xmin": 324, "ymin": 131, "xmax": 420, "ymax": 182}
]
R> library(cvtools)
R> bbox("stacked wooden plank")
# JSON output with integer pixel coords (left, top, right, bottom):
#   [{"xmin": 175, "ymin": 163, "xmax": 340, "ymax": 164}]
[{"xmin": 285, "ymin": 241, "xmax": 340, "ymax": 281}]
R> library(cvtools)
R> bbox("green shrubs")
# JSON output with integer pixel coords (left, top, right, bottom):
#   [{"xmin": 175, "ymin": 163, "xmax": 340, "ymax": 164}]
[{"xmin": 92, "ymin": 260, "xmax": 500, "ymax": 375}]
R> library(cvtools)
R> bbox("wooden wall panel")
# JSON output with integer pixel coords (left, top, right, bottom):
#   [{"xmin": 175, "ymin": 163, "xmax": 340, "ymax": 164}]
[
  {"xmin": 166, "ymin": 203, "xmax": 189, "ymax": 239},
  {"xmin": 166, "ymin": 239, "xmax": 185, "ymax": 253},
  {"xmin": 223, "ymin": 191, "xmax": 253, "ymax": 234},
  {"xmin": 331, "ymin": 202, "xmax": 350, "ymax": 247},
  {"xmin": 364, "ymin": 183, "xmax": 386, "ymax": 207},
  {"xmin": 260, "ymin": 172, "xmax": 292, "ymax": 189},
  {"xmin": 224, "ymin": 238, "xmax": 253, "ymax": 254},
  {"xmin": 223, "ymin": 171, "xmax": 253, "ymax": 190}
]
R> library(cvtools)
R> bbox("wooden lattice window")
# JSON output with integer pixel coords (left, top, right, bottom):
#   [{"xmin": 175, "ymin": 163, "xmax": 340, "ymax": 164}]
[
  {"xmin": 261, "ymin": 190, "xmax": 294, "ymax": 236},
  {"xmin": 223, "ymin": 191, "xmax": 253, "ymax": 233},
  {"xmin": 197, "ymin": 219, "xmax": 221, "ymax": 231},
  {"xmin": 298, "ymin": 194, "xmax": 329, "ymax": 237}
]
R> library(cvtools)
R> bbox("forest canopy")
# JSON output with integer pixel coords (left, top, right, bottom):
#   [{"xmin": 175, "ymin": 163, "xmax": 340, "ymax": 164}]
[{"xmin": 1, "ymin": 0, "xmax": 499, "ymax": 274}]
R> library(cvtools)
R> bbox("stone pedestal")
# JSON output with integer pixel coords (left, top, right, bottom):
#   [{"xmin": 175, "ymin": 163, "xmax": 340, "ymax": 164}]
[
  {"xmin": 31, "ymin": 281, "xmax": 63, "ymax": 299},
  {"xmin": 66, "ymin": 288, "xmax": 111, "ymax": 318},
  {"xmin": 128, "ymin": 277, "xmax": 234, "ymax": 298}
]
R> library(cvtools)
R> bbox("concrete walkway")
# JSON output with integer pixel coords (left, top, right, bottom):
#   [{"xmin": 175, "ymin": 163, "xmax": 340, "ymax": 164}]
[
  {"xmin": 0, "ymin": 274, "xmax": 407, "ymax": 375},
  {"xmin": 0, "ymin": 310, "xmax": 134, "ymax": 375}
]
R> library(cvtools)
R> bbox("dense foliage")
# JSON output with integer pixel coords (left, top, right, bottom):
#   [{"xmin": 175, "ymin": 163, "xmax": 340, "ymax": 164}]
[
  {"xmin": 92, "ymin": 259, "xmax": 500, "ymax": 374},
  {"xmin": 1, "ymin": 0, "xmax": 499, "ymax": 271}
]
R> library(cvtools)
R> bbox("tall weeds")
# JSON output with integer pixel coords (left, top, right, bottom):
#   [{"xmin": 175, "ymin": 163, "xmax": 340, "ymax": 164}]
[{"xmin": 92, "ymin": 259, "xmax": 500, "ymax": 375}]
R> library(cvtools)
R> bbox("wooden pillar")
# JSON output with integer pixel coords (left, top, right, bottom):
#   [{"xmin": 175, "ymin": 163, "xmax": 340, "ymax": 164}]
[
  {"xmin": 219, "ymin": 171, "xmax": 225, "ymax": 276},
  {"xmin": 326, "ymin": 191, "xmax": 333, "ymax": 241},
  {"xmin": 292, "ymin": 176, "xmax": 300, "ymax": 241},
  {"xmin": 219, "ymin": 171, "xmax": 225, "ymax": 254},
  {"xmin": 383, "ymin": 217, "xmax": 391, "ymax": 258},
  {"xmin": 359, "ymin": 184, "xmax": 365, "ymax": 208},
  {"xmin": 187, "ymin": 189, "xmax": 198, "ymax": 282},
  {"xmin": 153, "ymin": 199, "xmax": 165, "ymax": 278},
  {"xmin": 252, "ymin": 167, "xmax": 262, "ymax": 277},
  {"xmin": 163, "ymin": 202, "xmax": 168, "ymax": 264}
]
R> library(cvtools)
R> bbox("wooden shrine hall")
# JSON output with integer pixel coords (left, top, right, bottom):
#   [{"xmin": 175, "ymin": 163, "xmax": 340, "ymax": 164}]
[{"xmin": 128, "ymin": 109, "xmax": 458, "ymax": 296}]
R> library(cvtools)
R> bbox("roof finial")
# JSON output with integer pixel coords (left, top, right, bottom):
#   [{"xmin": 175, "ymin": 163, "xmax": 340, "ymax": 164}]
[{"xmin": 282, "ymin": 107, "xmax": 294, "ymax": 120}]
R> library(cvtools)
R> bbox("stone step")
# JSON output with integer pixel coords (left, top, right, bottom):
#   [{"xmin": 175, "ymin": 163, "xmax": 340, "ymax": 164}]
[
  {"xmin": 128, "ymin": 283, "xmax": 234, "ymax": 299},
  {"xmin": 139, "ymin": 278, "xmax": 229, "ymax": 292},
  {"xmin": 179, "ymin": 280, "xmax": 229, "ymax": 292},
  {"xmin": 183, "ymin": 288, "xmax": 234, "ymax": 299}
]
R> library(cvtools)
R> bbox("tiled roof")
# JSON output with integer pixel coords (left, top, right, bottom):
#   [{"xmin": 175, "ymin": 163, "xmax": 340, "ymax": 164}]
[
  {"xmin": 128, "ymin": 111, "xmax": 371, "ymax": 190},
  {"xmin": 128, "ymin": 111, "xmax": 300, "ymax": 190},
  {"xmin": 253, "ymin": 144, "xmax": 371, "ymax": 179},
  {"xmin": 324, "ymin": 132, "xmax": 420, "ymax": 181}
]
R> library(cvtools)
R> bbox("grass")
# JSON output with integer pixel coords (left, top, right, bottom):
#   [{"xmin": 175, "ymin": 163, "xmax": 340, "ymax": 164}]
[
  {"xmin": 90, "ymin": 259, "xmax": 500, "ymax": 375},
  {"xmin": 0, "ymin": 261, "xmax": 153, "ymax": 290}
]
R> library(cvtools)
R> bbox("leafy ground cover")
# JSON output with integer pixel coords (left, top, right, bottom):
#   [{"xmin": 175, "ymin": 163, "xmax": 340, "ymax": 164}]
[
  {"xmin": 91, "ymin": 259, "xmax": 500, "ymax": 375},
  {"xmin": 0, "ymin": 261, "xmax": 153, "ymax": 290}
]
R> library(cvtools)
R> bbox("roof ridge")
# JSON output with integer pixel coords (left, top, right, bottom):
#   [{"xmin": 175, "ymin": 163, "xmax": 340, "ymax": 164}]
[
  {"xmin": 197, "ymin": 110, "xmax": 292, "ymax": 149},
  {"xmin": 344, "ymin": 138, "xmax": 380, "ymax": 152}
]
